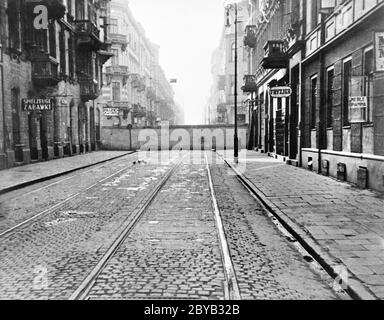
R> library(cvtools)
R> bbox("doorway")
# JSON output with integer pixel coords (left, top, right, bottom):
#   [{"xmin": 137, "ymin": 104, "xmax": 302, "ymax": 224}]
[{"xmin": 289, "ymin": 66, "xmax": 300, "ymax": 160}]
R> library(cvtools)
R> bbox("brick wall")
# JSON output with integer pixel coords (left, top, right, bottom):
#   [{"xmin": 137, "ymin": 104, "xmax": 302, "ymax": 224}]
[{"xmin": 101, "ymin": 125, "xmax": 249, "ymax": 151}]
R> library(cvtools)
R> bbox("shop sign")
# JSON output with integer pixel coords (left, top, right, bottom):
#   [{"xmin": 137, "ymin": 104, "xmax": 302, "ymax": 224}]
[
  {"xmin": 104, "ymin": 107, "xmax": 119, "ymax": 117},
  {"xmin": 22, "ymin": 98, "xmax": 54, "ymax": 111},
  {"xmin": 374, "ymin": 31, "xmax": 384, "ymax": 72},
  {"xmin": 269, "ymin": 86, "xmax": 292, "ymax": 98},
  {"xmin": 349, "ymin": 96, "xmax": 367, "ymax": 123}
]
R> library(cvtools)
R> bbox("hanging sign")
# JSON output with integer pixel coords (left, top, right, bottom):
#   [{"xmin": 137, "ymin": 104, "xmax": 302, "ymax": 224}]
[
  {"xmin": 22, "ymin": 98, "xmax": 54, "ymax": 111},
  {"xmin": 269, "ymin": 86, "xmax": 292, "ymax": 98},
  {"xmin": 374, "ymin": 31, "xmax": 384, "ymax": 72}
]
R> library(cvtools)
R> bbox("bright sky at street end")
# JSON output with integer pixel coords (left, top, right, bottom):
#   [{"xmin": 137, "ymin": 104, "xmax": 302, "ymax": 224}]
[{"xmin": 128, "ymin": 0, "xmax": 226, "ymax": 125}]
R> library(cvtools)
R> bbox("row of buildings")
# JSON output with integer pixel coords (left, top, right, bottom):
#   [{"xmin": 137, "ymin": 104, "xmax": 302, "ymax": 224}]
[
  {"xmin": 0, "ymin": 0, "xmax": 180, "ymax": 170},
  {"xmin": 209, "ymin": 0, "xmax": 384, "ymax": 192},
  {"xmin": 207, "ymin": 0, "xmax": 250, "ymax": 126},
  {"xmin": 101, "ymin": 0, "xmax": 183, "ymax": 129}
]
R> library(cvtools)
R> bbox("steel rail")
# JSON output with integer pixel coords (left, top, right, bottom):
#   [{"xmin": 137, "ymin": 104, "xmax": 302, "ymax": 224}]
[{"xmin": 69, "ymin": 154, "xmax": 185, "ymax": 300}]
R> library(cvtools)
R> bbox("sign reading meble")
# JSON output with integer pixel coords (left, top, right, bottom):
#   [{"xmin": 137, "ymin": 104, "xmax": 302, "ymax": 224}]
[{"xmin": 22, "ymin": 98, "xmax": 54, "ymax": 111}]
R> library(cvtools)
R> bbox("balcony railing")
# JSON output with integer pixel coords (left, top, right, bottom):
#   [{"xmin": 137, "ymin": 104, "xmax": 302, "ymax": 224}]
[
  {"xmin": 244, "ymin": 25, "xmax": 257, "ymax": 48},
  {"xmin": 105, "ymin": 65, "xmax": 129, "ymax": 75},
  {"xmin": 241, "ymin": 75, "xmax": 257, "ymax": 93},
  {"xmin": 261, "ymin": 40, "xmax": 288, "ymax": 69},
  {"xmin": 73, "ymin": 20, "xmax": 102, "ymax": 50},
  {"xmin": 109, "ymin": 33, "xmax": 128, "ymax": 49},
  {"xmin": 31, "ymin": 55, "xmax": 59, "ymax": 87},
  {"xmin": 78, "ymin": 79, "xmax": 100, "ymax": 101},
  {"xmin": 107, "ymin": 101, "xmax": 130, "ymax": 109},
  {"xmin": 132, "ymin": 104, "xmax": 146, "ymax": 118}
]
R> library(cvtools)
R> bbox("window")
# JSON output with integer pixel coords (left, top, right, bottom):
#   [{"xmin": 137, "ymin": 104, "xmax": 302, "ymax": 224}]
[
  {"xmin": 311, "ymin": 76, "xmax": 318, "ymax": 129},
  {"xmin": 49, "ymin": 22, "xmax": 56, "ymax": 58},
  {"xmin": 75, "ymin": 0, "xmax": 85, "ymax": 20},
  {"xmin": 231, "ymin": 42, "xmax": 236, "ymax": 62},
  {"xmin": 112, "ymin": 49, "xmax": 119, "ymax": 65},
  {"xmin": 364, "ymin": 48, "xmax": 374, "ymax": 123},
  {"xmin": 8, "ymin": 0, "xmax": 21, "ymax": 50},
  {"xmin": 326, "ymin": 67, "xmax": 334, "ymax": 128},
  {"xmin": 342, "ymin": 58, "xmax": 352, "ymax": 126},
  {"xmin": 112, "ymin": 82, "xmax": 121, "ymax": 101},
  {"xmin": 110, "ymin": 19, "xmax": 118, "ymax": 34}
]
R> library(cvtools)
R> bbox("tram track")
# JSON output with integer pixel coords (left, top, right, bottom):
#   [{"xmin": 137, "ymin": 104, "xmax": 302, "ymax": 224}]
[
  {"xmin": 69, "ymin": 155, "xmax": 185, "ymax": 300},
  {"xmin": 69, "ymin": 152, "xmax": 243, "ymax": 301},
  {"xmin": 0, "ymin": 152, "xmax": 139, "ymax": 239}
]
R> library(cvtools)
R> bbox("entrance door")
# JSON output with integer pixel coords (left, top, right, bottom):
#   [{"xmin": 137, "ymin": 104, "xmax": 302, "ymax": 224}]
[
  {"xmin": 11, "ymin": 88, "xmax": 22, "ymax": 162},
  {"xmin": 28, "ymin": 113, "xmax": 38, "ymax": 160},
  {"xmin": 95, "ymin": 109, "xmax": 101, "ymax": 149},
  {"xmin": 39, "ymin": 116, "xmax": 48, "ymax": 160}
]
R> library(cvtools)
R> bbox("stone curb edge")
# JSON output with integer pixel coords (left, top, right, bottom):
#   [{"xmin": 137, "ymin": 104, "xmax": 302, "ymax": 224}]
[
  {"xmin": 0, "ymin": 151, "xmax": 136, "ymax": 196},
  {"xmin": 223, "ymin": 158, "xmax": 378, "ymax": 301}
]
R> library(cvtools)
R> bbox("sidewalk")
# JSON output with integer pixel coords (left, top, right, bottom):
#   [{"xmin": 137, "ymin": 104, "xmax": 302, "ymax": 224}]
[
  {"xmin": 219, "ymin": 150, "xmax": 384, "ymax": 300},
  {"xmin": 0, "ymin": 151, "xmax": 132, "ymax": 195}
]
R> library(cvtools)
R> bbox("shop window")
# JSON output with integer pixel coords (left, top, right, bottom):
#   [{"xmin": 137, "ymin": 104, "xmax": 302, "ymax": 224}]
[
  {"xmin": 311, "ymin": 76, "xmax": 318, "ymax": 129},
  {"xmin": 342, "ymin": 58, "xmax": 352, "ymax": 126},
  {"xmin": 326, "ymin": 67, "xmax": 334, "ymax": 128}
]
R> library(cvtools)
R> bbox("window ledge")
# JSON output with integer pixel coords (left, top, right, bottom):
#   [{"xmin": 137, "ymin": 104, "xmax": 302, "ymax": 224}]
[
  {"xmin": 342, "ymin": 126, "xmax": 351, "ymax": 129},
  {"xmin": 363, "ymin": 123, "xmax": 374, "ymax": 128}
]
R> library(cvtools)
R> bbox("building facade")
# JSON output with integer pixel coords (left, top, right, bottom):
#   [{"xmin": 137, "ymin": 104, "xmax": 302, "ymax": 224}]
[
  {"xmin": 245, "ymin": 0, "xmax": 384, "ymax": 191},
  {"xmin": 0, "ymin": 0, "xmax": 112, "ymax": 170},
  {"xmin": 100, "ymin": 0, "xmax": 178, "ymax": 129},
  {"xmin": 207, "ymin": 0, "xmax": 250, "ymax": 126}
]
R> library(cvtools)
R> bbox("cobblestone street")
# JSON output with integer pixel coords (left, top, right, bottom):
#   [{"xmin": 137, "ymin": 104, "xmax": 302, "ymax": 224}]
[{"xmin": 0, "ymin": 151, "xmax": 342, "ymax": 300}]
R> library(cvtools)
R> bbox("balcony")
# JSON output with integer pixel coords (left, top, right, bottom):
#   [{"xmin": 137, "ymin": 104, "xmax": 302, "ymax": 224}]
[
  {"xmin": 131, "ymin": 74, "xmax": 146, "ymax": 92},
  {"xmin": 261, "ymin": 40, "xmax": 288, "ymax": 69},
  {"xmin": 78, "ymin": 79, "xmax": 100, "ymax": 101},
  {"xmin": 244, "ymin": 25, "xmax": 257, "ymax": 48},
  {"xmin": 31, "ymin": 55, "xmax": 60, "ymax": 87},
  {"xmin": 109, "ymin": 33, "xmax": 128, "ymax": 50},
  {"xmin": 105, "ymin": 65, "xmax": 129, "ymax": 75},
  {"xmin": 241, "ymin": 75, "xmax": 257, "ymax": 93},
  {"xmin": 217, "ymin": 103, "xmax": 227, "ymax": 114},
  {"xmin": 73, "ymin": 20, "xmax": 102, "ymax": 51},
  {"xmin": 132, "ymin": 104, "xmax": 146, "ymax": 118},
  {"xmin": 107, "ymin": 101, "xmax": 130, "ymax": 109}
]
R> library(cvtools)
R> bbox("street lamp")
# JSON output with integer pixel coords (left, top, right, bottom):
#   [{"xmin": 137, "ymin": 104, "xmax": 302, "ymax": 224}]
[{"xmin": 225, "ymin": 1, "xmax": 239, "ymax": 164}]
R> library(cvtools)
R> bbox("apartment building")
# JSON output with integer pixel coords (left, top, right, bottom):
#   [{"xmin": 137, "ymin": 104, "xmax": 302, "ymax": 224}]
[
  {"xmin": 0, "ymin": 0, "xmax": 112, "ymax": 170},
  {"xmin": 245, "ymin": 0, "xmax": 384, "ymax": 191},
  {"xmin": 101, "ymin": 0, "xmax": 177, "ymax": 129},
  {"xmin": 208, "ymin": 0, "xmax": 250, "ymax": 126}
]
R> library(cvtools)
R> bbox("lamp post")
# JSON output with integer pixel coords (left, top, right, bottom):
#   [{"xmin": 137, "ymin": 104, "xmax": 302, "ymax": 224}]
[{"xmin": 226, "ymin": 2, "xmax": 239, "ymax": 164}]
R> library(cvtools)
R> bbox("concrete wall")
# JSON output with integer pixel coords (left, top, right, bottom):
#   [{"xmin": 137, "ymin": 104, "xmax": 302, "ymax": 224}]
[
  {"xmin": 101, "ymin": 124, "xmax": 249, "ymax": 151},
  {"xmin": 302, "ymin": 148, "xmax": 384, "ymax": 192}
]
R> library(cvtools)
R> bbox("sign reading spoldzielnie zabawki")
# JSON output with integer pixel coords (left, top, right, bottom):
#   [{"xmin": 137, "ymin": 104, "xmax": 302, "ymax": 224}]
[{"xmin": 22, "ymin": 98, "xmax": 54, "ymax": 111}]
